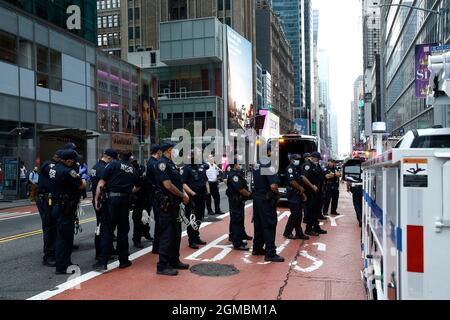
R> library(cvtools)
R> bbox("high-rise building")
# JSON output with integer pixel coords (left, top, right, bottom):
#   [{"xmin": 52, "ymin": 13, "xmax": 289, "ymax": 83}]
[
  {"xmin": 380, "ymin": 0, "xmax": 450, "ymax": 135},
  {"xmin": 304, "ymin": 0, "xmax": 313, "ymax": 128},
  {"xmin": 256, "ymin": 5, "xmax": 294, "ymax": 133},
  {"xmin": 271, "ymin": 0, "xmax": 308, "ymax": 130},
  {"xmin": 351, "ymin": 76, "xmax": 364, "ymax": 151},
  {"xmin": 0, "ymin": 0, "xmax": 97, "ymax": 198},
  {"xmin": 96, "ymin": 0, "xmax": 122, "ymax": 57}
]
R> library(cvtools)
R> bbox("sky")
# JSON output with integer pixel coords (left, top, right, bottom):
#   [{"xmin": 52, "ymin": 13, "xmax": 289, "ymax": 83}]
[{"xmin": 313, "ymin": 0, "xmax": 363, "ymax": 157}]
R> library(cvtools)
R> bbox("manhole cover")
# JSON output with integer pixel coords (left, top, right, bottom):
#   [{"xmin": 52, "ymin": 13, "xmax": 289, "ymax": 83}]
[{"xmin": 190, "ymin": 263, "xmax": 239, "ymax": 277}]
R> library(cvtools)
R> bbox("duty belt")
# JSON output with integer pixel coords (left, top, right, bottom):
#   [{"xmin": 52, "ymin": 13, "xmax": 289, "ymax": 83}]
[{"xmin": 108, "ymin": 192, "xmax": 130, "ymax": 198}]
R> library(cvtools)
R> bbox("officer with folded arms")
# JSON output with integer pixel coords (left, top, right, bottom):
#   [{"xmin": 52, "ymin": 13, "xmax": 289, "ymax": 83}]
[
  {"xmin": 90, "ymin": 149, "xmax": 118, "ymax": 261},
  {"xmin": 146, "ymin": 144, "xmax": 162, "ymax": 254},
  {"xmin": 252, "ymin": 144, "xmax": 284, "ymax": 262},
  {"xmin": 227, "ymin": 154, "xmax": 252, "ymax": 251},
  {"xmin": 36, "ymin": 150, "xmax": 63, "ymax": 267},
  {"xmin": 93, "ymin": 150, "xmax": 141, "ymax": 271},
  {"xmin": 323, "ymin": 159, "xmax": 341, "ymax": 216},
  {"xmin": 49, "ymin": 149, "xmax": 86, "ymax": 274},
  {"xmin": 155, "ymin": 143, "xmax": 190, "ymax": 276},
  {"xmin": 283, "ymin": 154, "xmax": 310, "ymax": 240},
  {"xmin": 182, "ymin": 148, "xmax": 209, "ymax": 249}
]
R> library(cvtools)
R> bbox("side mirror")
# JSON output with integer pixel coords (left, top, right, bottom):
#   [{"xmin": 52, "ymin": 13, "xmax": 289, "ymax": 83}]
[{"xmin": 343, "ymin": 161, "xmax": 362, "ymax": 183}]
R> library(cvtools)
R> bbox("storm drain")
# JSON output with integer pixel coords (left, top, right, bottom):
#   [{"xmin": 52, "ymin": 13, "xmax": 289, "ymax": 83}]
[{"xmin": 190, "ymin": 263, "xmax": 240, "ymax": 277}]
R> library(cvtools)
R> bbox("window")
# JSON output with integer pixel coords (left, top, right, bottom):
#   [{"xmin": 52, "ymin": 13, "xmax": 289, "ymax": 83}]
[
  {"xmin": 112, "ymin": 0, "xmax": 117, "ymax": 8},
  {"xmin": 108, "ymin": 15, "xmax": 113, "ymax": 27},
  {"xmin": 128, "ymin": 27, "xmax": 134, "ymax": 39},
  {"xmin": 101, "ymin": 0, "xmax": 106, "ymax": 9},
  {"xmin": 18, "ymin": 38, "xmax": 34, "ymax": 69},
  {"xmin": 108, "ymin": 33, "xmax": 114, "ymax": 46},
  {"xmin": 107, "ymin": 0, "xmax": 111, "ymax": 9},
  {"xmin": 97, "ymin": 1, "xmax": 101, "ymax": 10},
  {"xmin": 0, "ymin": 30, "xmax": 17, "ymax": 64},
  {"xmin": 113, "ymin": 32, "xmax": 120, "ymax": 45},
  {"xmin": 36, "ymin": 44, "xmax": 49, "ymax": 88},
  {"xmin": 98, "ymin": 34, "xmax": 102, "ymax": 46},
  {"xmin": 135, "ymin": 27, "xmax": 140, "ymax": 39},
  {"xmin": 135, "ymin": 8, "xmax": 140, "ymax": 20},
  {"xmin": 97, "ymin": 17, "xmax": 102, "ymax": 28},
  {"xmin": 128, "ymin": 8, "xmax": 133, "ymax": 20},
  {"xmin": 150, "ymin": 52, "xmax": 156, "ymax": 65},
  {"xmin": 103, "ymin": 34, "xmax": 108, "ymax": 45},
  {"xmin": 169, "ymin": 0, "xmax": 187, "ymax": 20},
  {"xmin": 411, "ymin": 135, "xmax": 450, "ymax": 148},
  {"xmin": 102, "ymin": 16, "xmax": 107, "ymax": 28},
  {"xmin": 113, "ymin": 15, "xmax": 119, "ymax": 27}
]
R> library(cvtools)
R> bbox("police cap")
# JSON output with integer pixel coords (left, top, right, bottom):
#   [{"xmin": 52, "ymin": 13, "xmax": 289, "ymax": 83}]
[
  {"xmin": 311, "ymin": 152, "xmax": 322, "ymax": 160},
  {"xmin": 60, "ymin": 149, "xmax": 78, "ymax": 161},
  {"xmin": 104, "ymin": 148, "xmax": 118, "ymax": 159},
  {"xmin": 289, "ymin": 154, "xmax": 301, "ymax": 161},
  {"xmin": 303, "ymin": 152, "xmax": 311, "ymax": 159},
  {"xmin": 328, "ymin": 158, "xmax": 336, "ymax": 162},
  {"xmin": 150, "ymin": 144, "xmax": 161, "ymax": 154},
  {"xmin": 63, "ymin": 142, "xmax": 77, "ymax": 150},
  {"xmin": 55, "ymin": 149, "xmax": 64, "ymax": 158},
  {"xmin": 161, "ymin": 143, "xmax": 175, "ymax": 152}
]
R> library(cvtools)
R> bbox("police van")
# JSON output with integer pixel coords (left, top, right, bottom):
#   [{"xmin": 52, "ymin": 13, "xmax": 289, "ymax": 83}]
[{"xmin": 343, "ymin": 128, "xmax": 450, "ymax": 300}]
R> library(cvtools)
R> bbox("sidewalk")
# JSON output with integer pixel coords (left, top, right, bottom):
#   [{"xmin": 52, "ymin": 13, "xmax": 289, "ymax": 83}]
[
  {"xmin": 31, "ymin": 184, "xmax": 366, "ymax": 300},
  {"xmin": 0, "ymin": 192, "xmax": 93, "ymax": 211}
]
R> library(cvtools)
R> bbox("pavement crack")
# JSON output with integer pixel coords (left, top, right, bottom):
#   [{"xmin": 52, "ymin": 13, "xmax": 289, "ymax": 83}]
[
  {"xmin": 232, "ymin": 288, "xmax": 241, "ymax": 300},
  {"xmin": 276, "ymin": 241, "xmax": 303, "ymax": 301}
]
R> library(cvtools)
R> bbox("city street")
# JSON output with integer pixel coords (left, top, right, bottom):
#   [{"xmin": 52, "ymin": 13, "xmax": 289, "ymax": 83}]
[{"xmin": 0, "ymin": 184, "xmax": 229, "ymax": 300}]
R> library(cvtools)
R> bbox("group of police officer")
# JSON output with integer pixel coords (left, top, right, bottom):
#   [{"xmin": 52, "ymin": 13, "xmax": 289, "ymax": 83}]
[{"xmin": 36, "ymin": 140, "xmax": 341, "ymax": 275}]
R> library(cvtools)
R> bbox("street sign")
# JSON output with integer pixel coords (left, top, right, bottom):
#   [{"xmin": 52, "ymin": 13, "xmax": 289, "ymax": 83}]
[{"xmin": 431, "ymin": 45, "xmax": 450, "ymax": 53}]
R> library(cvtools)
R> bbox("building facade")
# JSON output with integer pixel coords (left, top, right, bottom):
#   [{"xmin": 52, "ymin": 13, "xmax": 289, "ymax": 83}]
[
  {"xmin": 96, "ymin": 0, "xmax": 122, "ymax": 57},
  {"xmin": 351, "ymin": 76, "xmax": 364, "ymax": 151},
  {"xmin": 381, "ymin": 0, "xmax": 450, "ymax": 135},
  {"xmin": 256, "ymin": 6, "xmax": 295, "ymax": 134},
  {"xmin": 271, "ymin": 0, "xmax": 307, "ymax": 129},
  {"xmin": 0, "ymin": 0, "xmax": 97, "ymax": 198}
]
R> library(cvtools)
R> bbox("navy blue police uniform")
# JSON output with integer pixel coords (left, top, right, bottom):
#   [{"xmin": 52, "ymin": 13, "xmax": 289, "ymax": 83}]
[
  {"xmin": 301, "ymin": 153, "xmax": 327, "ymax": 235},
  {"xmin": 97, "ymin": 157, "xmax": 141, "ymax": 268},
  {"xmin": 227, "ymin": 166, "xmax": 251, "ymax": 249},
  {"xmin": 283, "ymin": 158, "xmax": 308, "ymax": 239},
  {"xmin": 36, "ymin": 151, "xmax": 62, "ymax": 266},
  {"xmin": 155, "ymin": 145, "xmax": 188, "ymax": 275},
  {"xmin": 146, "ymin": 146, "xmax": 161, "ymax": 253},
  {"xmin": 131, "ymin": 159, "xmax": 151, "ymax": 247},
  {"xmin": 181, "ymin": 161, "xmax": 209, "ymax": 248},
  {"xmin": 49, "ymin": 150, "xmax": 84, "ymax": 274},
  {"xmin": 323, "ymin": 161, "xmax": 340, "ymax": 216},
  {"xmin": 90, "ymin": 149, "xmax": 117, "ymax": 259},
  {"xmin": 252, "ymin": 158, "xmax": 284, "ymax": 261}
]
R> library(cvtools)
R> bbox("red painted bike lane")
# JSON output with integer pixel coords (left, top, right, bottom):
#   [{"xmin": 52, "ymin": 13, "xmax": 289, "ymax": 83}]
[{"xmin": 49, "ymin": 187, "xmax": 366, "ymax": 300}]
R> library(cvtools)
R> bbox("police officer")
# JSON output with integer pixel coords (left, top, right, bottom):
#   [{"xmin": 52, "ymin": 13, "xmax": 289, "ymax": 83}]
[
  {"xmin": 130, "ymin": 156, "xmax": 152, "ymax": 248},
  {"xmin": 155, "ymin": 143, "xmax": 190, "ymax": 276},
  {"xmin": 323, "ymin": 159, "xmax": 341, "ymax": 216},
  {"xmin": 36, "ymin": 150, "xmax": 62, "ymax": 267},
  {"xmin": 252, "ymin": 144, "xmax": 284, "ymax": 262},
  {"xmin": 90, "ymin": 149, "xmax": 118, "ymax": 260},
  {"xmin": 301, "ymin": 152, "xmax": 328, "ymax": 237},
  {"xmin": 227, "ymin": 157, "xmax": 252, "ymax": 251},
  {"xmin": 146, "ymin": 144, "xmax": 162, "ymax": 254},
  {"xmin": 49, "ymin": 149, "xmax": 86, "ymax": 274},
  {"xmin": 93, "ymin": 150, "xmax": 141, "ymax": 270},
  {"xmin": 283, "ymin": 154, "xmax": 310, "ymax": 240},
  {"xmin": 182, "ymin": 149, "xmax": 209, "ymax": 249}
]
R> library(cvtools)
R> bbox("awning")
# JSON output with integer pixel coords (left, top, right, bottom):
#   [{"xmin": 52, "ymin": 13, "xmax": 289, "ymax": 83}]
[{"xmin": 39, "ymin": 128, "xmax": 101, "ymax": 139}]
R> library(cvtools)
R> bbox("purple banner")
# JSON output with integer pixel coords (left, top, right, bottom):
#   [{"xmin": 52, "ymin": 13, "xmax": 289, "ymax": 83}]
[{"xmin": 415, "ymin": 43, "xmax": 437, "ymax": 98}]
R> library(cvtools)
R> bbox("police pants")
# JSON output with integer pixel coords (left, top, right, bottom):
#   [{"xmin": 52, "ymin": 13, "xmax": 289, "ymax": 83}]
[
  {"xmin": 132, "ymin": 199, "xmax": 151, "ymax": 243},
  {"xmin": 36, "ymin": 196, "xmax": 56, "ymax": 261},
  {"xmin": 53, "ymin": 203, "xmax": 75, "ymax": 272},
  {"xmin": 352, "ymin": 186, "xmax": 363, "ymax": 225},
  {"xmin": 187, "ymin": 192, "xmax": 205, "ymax": 244},
  {"xmin": 253, "ymin": 196, "xmax": 277, "ymax": 257},
  {"xmin": 99, "ymin": 196, "xmax": 130, "ymax": 264},
  {"xmin": 323, "ymin": 188, "xmax": 340, "ymax": 215},
  {"xmin": 304, "ymin": 193, "xmax": 320, "ymax": 230},
  {"xmin": 148, "ymin": 189, "xmax": 161, "ymax": 253},
  {"xmin": 284, "ymin": 200, "xmax": 304, "ymax": 237},
  {"xmin": 206, "ymin": 181, "xmax": 221, "ymax": 214},
  {"xmin": 157, "ymin": 205, "xmax": 182, "ymax": 269},
  {"xmin": 228, "ymin": 197, "xmax": 245, "ymax": 247}
]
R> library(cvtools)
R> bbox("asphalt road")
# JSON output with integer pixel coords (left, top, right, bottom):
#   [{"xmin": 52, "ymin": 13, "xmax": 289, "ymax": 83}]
[{"xmin": 0, "ymin": 184, "xmax": 230, "ymax": 300}]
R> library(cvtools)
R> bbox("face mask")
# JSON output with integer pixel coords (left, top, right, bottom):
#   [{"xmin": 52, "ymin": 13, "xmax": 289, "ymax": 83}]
[
  {"xmin": 171, "ymin": 149, "xmax": 179, "ymax": 159},
  {"xmin": 293, "ymin": 160, "xmax": 300, "ymax": 166}
]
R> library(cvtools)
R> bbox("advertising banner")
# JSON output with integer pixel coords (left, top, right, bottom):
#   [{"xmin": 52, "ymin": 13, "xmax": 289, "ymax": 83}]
[
  {"xmin": 415, "ymin": 43, "xmax": 437, "ymax": 98},
  {"xmin": 226, "ymin": 26, "xmax": 253, "ymax": 130},
  {"xmin": 293, "ymin": 119, "xmax": 308, "ymax": 135},
  {"xmin": 259, "ymin": 110, "xmax": 280, "ymax": 139}
]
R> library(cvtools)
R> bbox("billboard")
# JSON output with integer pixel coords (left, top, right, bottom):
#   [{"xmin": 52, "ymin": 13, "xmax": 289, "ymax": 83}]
[
  {"xmin": 259, "ymin": 110, "xmax": 280, "ymax": 140},
  {"xmin": 415, "ymin": 43, "xmax": 437, "ymax": 98},
  {"xmin": 226, "ymin": 26, "xmax": 253, "ymax": 130},
  {"xmin": 293, "ymin": 119, "xmax": 308, "ymax": 135}
]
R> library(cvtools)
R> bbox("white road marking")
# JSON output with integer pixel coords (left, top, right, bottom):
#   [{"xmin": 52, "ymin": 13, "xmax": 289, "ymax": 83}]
[
  {"xmin": 27, "ymin": 204, "xmax": 250, "ymax": 300},
  {"xmin": 312, "ymin": 242, "xmax": 327, "ymax": 252},
  {"xmin": 185, "ymin": 234, "xmax": 232, "ymax": 262},
  {"xmin": 327, "ymin": 215, "xmax": 345, "ymax": 227},
  {"xmin": 291, "ymin": 250, "xmax": 324, "ymax": 273}
]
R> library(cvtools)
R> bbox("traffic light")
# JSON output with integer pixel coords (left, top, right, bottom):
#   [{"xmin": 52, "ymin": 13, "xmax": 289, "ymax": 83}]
[{"xmin": 427, "ymin": 51, "xmax": 450, "ymax": 104}]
